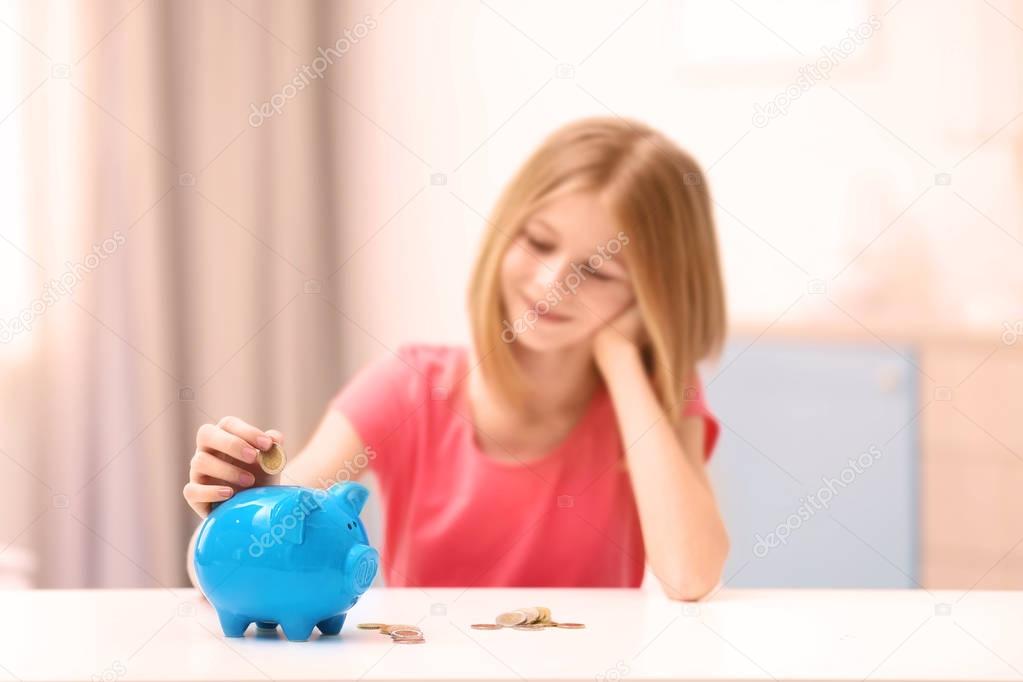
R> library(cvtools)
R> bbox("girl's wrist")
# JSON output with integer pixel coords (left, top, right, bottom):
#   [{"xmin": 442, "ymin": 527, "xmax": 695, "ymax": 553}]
[{"xmin": 594, "ymin": 335, "xmax": 643, "ymax": 377}]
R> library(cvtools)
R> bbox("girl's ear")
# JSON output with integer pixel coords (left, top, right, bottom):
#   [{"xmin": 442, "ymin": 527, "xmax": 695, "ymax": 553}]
[{"xmin": 328, "ymin": 481, "xmax": 370, "ymax": 515}]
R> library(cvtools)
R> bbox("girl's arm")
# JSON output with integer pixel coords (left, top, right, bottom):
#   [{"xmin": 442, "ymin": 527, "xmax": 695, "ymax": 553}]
[
  {"xmin": 278, "ymin": 410, "xmax": 372, "ymax": 489},
  {"xmin": 594, "ymin": 329, "xmax": 730, "ymax": 601}
]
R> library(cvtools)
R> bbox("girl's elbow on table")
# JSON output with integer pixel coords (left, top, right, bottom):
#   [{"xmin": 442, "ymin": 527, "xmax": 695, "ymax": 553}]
[{"xmin": 657, "ymin": 536, "xmax": 731, "ymax": 601}]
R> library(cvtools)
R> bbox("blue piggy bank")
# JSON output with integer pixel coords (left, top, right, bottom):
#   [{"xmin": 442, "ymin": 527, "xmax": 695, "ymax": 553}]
[{"xmin": 193, "ymin": 481, "xmax": 379, "ymax": 641}]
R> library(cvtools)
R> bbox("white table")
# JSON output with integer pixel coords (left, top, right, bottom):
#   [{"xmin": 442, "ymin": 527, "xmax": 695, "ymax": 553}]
[{"xmin": 1, "ymin": 587, "xmax": 1021, "ymax": 681}]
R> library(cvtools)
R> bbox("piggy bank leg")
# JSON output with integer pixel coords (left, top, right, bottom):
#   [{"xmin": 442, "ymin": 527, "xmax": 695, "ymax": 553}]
[
  {"xmin": 280, "ymin": 619, "xmax": 316, "ymax": 642},
  {"xmin": 316, "ymin": 613, "xmax": 346, "ymax": 636},
  {"xmin": 216, "ymin": 610, "xmax": 252, "ymax": 637}
]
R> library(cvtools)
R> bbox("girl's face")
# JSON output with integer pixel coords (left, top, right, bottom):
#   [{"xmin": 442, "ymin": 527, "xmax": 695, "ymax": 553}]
[{"xmin": 499, "ymin": 191, "xmax": 634, "ymax": 352}]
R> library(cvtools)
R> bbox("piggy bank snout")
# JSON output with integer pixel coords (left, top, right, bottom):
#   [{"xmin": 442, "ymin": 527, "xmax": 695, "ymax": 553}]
[{"xmin": 345, "ymin": 544, "xmax": 379, "ymax": 595}]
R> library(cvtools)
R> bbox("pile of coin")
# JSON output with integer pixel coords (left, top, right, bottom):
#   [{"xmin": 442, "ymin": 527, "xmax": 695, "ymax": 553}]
[
  {"xmin": 357, "ymin": 622, "xmax": 425, "ymax": 644},
  {"xmin": 472, "ymin": 606, "xmax": 585, "ymax": 630},
  {"xmin": 257, "ymin": 442, "xmax": 287, "ymax": 475}
]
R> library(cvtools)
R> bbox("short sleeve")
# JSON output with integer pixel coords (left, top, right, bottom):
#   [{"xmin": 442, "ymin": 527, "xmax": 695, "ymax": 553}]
[
  {"xmin": 679, "ymin": 373, "xmax": 720, "ymax": 462},
  {"xmin": 329, "ymin": 348, "xmax": 423, "ymax": 483}
]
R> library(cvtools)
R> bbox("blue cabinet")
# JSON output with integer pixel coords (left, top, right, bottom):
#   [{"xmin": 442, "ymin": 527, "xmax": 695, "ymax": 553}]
[{"xmin": 704, "ymin": 338, "xmax": 919, "ymax": 587}]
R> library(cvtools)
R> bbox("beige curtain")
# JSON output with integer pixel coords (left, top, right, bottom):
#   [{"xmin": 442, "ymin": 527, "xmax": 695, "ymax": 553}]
[{"xmin": 5, "ymin": 0, "xmax": 356, "ymax": 587}]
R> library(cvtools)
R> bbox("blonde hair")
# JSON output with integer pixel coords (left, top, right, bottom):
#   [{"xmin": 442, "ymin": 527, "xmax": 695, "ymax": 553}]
[{"xmin": 467, "ymin": 116, "xmax": 726, "ymax": 418}]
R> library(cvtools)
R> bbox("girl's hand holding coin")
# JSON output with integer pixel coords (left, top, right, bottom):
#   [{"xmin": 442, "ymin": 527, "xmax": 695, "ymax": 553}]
[{"xmin": 183, "ymin": 416, "xmax": 285, "ymax": 518}]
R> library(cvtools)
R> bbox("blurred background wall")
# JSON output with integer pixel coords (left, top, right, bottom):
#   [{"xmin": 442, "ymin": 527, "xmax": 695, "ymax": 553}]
[{"xmin": 1, "ymin": 0, "xmax": 1021, "ymax": 590}]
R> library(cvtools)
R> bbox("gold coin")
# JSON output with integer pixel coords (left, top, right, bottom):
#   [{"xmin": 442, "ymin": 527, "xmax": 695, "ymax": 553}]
[
  {"xmin": 536, "ymin": 606, "xmax": 551, "ymax": 623},
  {"xmin": 388, "ymin": 628, "xmax": 423, "ymax": 639},
  {"xmin": 518, "ymin": 607, "xmax": 541, "ymax": 623},
  {"xmin": 471, "ymin": 623, "xmax": 503, "ymax": 630},
  {"xmin": 555, "ymin": 622, "xmax": 586, "ymax": 629},
  {"xmin": 357, "ymin": 623, "xmax": 386, "ymax": 630},
  {"xmin": 513, "ymin": 623, "xmax": 545, "ymax": 630},
  {"xmin": 257, "ymin": 443, "xmax": 286, "ymax": 475},
  {"xmin": 380, "ymin": 624, "xmax": 418, "ymax": 635},
  {"xmin": 496, "ymin": 610, "xmax": 528, "ymax": 627}
]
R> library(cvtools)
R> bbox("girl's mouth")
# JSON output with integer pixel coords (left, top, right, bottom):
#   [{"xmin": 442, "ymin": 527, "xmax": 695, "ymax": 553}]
[
  {"xmin": 538, "ymin": 308, "xmax": 569, "ymax": 322},
  {"xmin": 523, "ymin": 293, "xmax": 570, "ymax": 323}
]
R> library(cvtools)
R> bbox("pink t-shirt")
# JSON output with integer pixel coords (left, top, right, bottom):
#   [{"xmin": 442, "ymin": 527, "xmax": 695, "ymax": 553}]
[{"xmin": 330, "ymin": 344, "xmax": 719, "ymax": 588}]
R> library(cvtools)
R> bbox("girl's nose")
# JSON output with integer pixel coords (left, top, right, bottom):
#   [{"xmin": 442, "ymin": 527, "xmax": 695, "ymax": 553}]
[{"xmin": 532, "ymin": 255, "xmax": 569, "ymax": 291}]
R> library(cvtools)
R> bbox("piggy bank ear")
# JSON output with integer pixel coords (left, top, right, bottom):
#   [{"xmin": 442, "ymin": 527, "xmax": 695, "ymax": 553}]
[
  {"xmin": 328, "ymin": 481, "xmax": 369, "ymax": 515},
  {"xmin": 266, "ymin": 489, "xmax": 324, "ymax": 544}
]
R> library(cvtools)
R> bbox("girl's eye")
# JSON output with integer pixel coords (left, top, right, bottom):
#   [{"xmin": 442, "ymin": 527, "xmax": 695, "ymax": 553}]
[
  {"xmin": 591, "ymin": 270, "xmax": 612, "ymax": 282},
  {"xmin": 525, "ymin": 235, "xmax": 554, "ymax": 253}
]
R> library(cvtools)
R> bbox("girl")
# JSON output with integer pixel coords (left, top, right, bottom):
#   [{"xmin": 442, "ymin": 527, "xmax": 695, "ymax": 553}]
[{"xmin": 184, "ymin": 116, "xmax": 730, "ymax": 600}]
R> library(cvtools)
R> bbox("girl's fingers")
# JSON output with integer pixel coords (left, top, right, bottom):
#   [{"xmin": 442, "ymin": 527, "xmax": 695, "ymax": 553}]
[
  {"xmin": 216, "ymin": 416, "xmax": 273, "ymax": 451},
  {"xmin": 186, "ymin": 417, "xmax": 280, "ymax": 520},
  {"xmin": 183, "ymin": 482, "xmax": 234, "ymax": 517},
  {"xmin": 192, "ymin": 475, "xmax": 231, "ymax": 490},
  {"xmin": 184, "ymin": 481, "xmax": 234, "ymax": 501},
  {"xmin": 196, "ymin": 423, "xmax": 259, "ymax": 465},
  {"xmin": 191, "ymin": 450, "xmax": 256, "ymax": 487}
]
